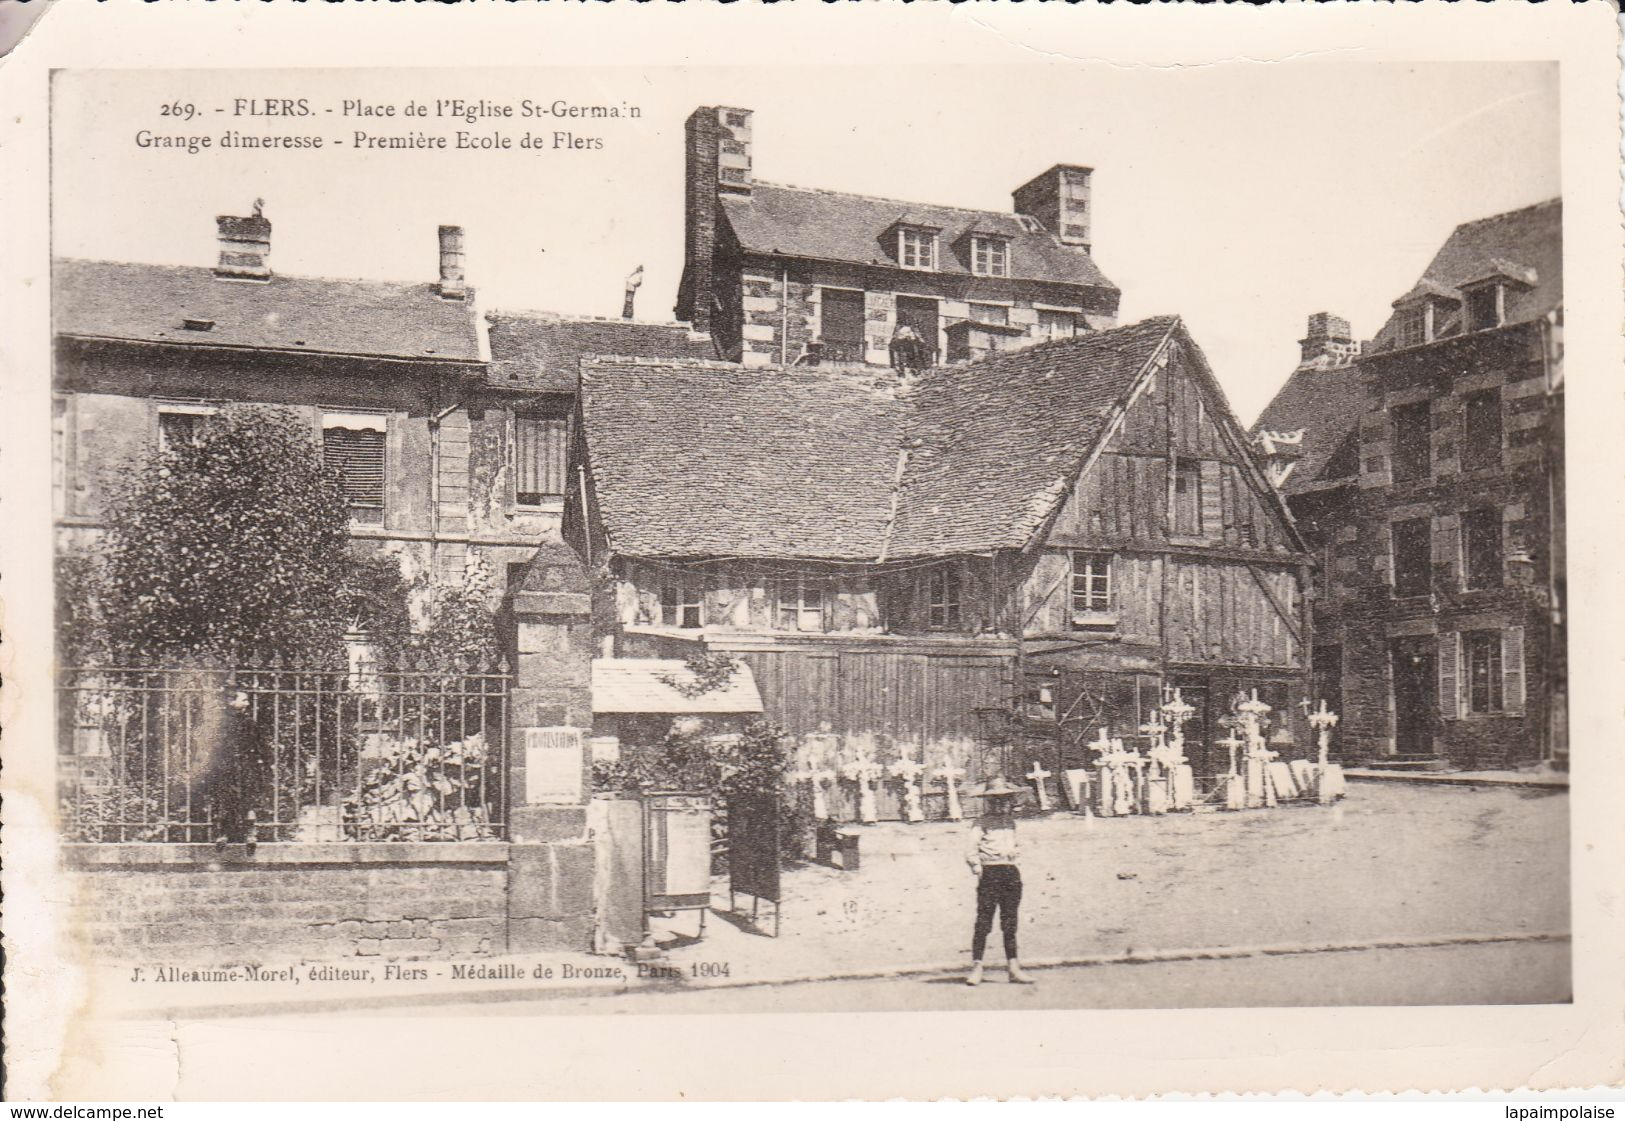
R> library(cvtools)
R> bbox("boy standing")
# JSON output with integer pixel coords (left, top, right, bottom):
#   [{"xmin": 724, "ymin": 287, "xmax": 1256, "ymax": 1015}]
[{"xmin": 965, "ymin": 776, "xmax": 1034, "ymax": 986}]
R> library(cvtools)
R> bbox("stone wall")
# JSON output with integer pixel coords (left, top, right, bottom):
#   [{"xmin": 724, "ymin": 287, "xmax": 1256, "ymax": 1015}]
[{"xmin": 66, "ymin": 844, "xmax": 510, "ymax": 965}]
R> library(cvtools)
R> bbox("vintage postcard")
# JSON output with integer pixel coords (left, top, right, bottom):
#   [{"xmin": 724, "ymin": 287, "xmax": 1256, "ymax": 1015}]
[{"xmin": 3, "ymin": 1, "xmax": 1622, "ymax": 1103}]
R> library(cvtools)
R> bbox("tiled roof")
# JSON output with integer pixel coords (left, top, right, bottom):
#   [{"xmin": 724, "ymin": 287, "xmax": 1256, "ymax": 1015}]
[
  {"xmin": 1256, "ymin": 198, "xmax": 1561, "ymax": 495},
  {"xmin": 720, "ymin": 182, "xmax": 1119, "ymax": 298},
  {"xmin": 580, "ymin": 359, "xmax": 906, "ymax": 560},
  {"xmin": 1251, "ymin": 362, "xmax": 1370, "ymax": 494},
  {"xmin": 889, "ymin": 318, "xmax": 1178, "ymax": 557},
  {"xmin": 1368, "ymin": 198, "xmax": 1562, "ymax": 354},
  {"xmin": 53, "ymin": 258, "xmax": 481, "ymax": 362},
  {"xmin": 485, "ymin": 311, "xmax": 717, "ymax": 393},
  {"xmin": 578, "ymin": 317, "xmax": 1184, "ymax": 561},
  {"xmin": 592, "ymin": 658, "xmax": 764, "ymax": 715}
]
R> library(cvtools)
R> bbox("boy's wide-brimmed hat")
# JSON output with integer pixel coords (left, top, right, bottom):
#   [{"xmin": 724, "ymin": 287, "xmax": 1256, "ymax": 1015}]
[{"xmin": 974, "ymin": 776, "xmax": 1026, "ymax": 798}]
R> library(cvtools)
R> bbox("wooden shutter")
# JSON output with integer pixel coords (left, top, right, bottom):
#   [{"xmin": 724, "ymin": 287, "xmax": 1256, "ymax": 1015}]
[
  {"xmin": 1199, "ymin": 460, "xmax": 1223, "ymax": 538},
  {"xmin": 323, "ymin": 426, "xmax": 386, "ymax": 507},
  {"xmin": 820, "ymin": 289, "xmax": 866, "ymax": 358},
  {"xmin": 516, "ymin": 414, "xmax": 568, "ymax": 501},
  {"xmin": 1502, "ymin": 626, "xmax": 1526, "ymax": 716},
  {"xmin": 1438, "ymin": 630, "xmax": 1462, "ymax": 720}
]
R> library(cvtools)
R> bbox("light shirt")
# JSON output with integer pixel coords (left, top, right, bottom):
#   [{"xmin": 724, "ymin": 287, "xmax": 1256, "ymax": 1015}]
[{"xmin": 966, "ymin": 813, "xmax": 1020, "ymax": 869}]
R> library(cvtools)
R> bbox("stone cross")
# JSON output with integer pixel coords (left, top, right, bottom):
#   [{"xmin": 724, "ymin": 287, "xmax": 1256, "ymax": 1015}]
[
  {"xmin": 936, "ymin": 762, "xmax": 966, "ymax": 821},
  {"xmin": 889, "ymin": 753, "xmax": 926, "ymax": 824},
  {"xmin": 1025, "ymin": 760, "xmax": 1053, "ymax": 812}
]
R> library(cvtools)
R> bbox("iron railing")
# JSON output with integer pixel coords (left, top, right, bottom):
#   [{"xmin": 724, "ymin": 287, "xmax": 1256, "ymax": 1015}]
[{"xmin": 57, "ymin": 658, "xmax": 511, "ymax": 843}]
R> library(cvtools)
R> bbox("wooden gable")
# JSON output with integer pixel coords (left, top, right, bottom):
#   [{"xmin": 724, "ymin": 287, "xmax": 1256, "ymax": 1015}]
[{"xmin": 1047, "ymin": 336, "xmax": 1305, "ymax": 557}]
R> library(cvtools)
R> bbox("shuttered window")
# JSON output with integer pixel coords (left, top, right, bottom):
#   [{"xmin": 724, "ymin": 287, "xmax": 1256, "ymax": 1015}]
[
  {"xmin": 322, "ymin": 414, "xmax": 387, "ymax": 511},
  {"xmin": 1438, "ymin": 632, "xmax": 1462, "ymax": 720},
  {"xmin": 1391, "ymin": 517, "xmax": 1432, "ymax": 597},
  {"xmin": 1464, "ymin": 630, "xmax": 1504, "ymax": 714},
  {"xmin": 515, "ymin": 413, "xmax": 568, "ymax": 506},
  {"xmin": 1173, "ymin": 459, "xmax": 1202, "ymax": 536},
  {"xmin": 820, "ymin": 288, "xmax": 866, "ymax": 363},
  {"xmin": 1462, "ymin": 507, "xmax": 1503, "ymax": 590},
  {"xmin": 1502, "ymin": 626, "xmax": 1526, "ymax": 716},
  {"xmin": 1462, "ymin": 390, "xmax": 1503, "ymax": 472},
  {"xmin": 1390, "ymin": 402, "xmax": 1432, "ymax": 483},
  {"xmin": 927, "ymin": 566, "xmax": 962, "ymax": 630}
]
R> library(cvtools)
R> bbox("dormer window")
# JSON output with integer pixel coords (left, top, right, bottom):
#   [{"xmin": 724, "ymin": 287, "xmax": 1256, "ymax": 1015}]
[
  {"xmin": 1464, "ymin": 283, "xmax": 1504, "ymax": 332},
  {"xmin": 971, "ymin": 236, "xmax": 1010, "ymax": 278},
  {"xmin": 1395, "ymin": 306, "xmax": 1428, "ymax": 349},
  {"xmin": 898, "ymin": 227, "xmax": 937, "ymax": 271}
]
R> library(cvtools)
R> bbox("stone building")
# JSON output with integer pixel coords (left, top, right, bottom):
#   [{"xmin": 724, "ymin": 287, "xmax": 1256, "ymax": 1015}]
[
  {"xmin": 566, "ymin": 317, "xmax": 1312, "ymax": 819},
  {"xmin": 1253, "ymin": 199, "xmax": 1565, "ymax": 769},
  {"xmin": 54, "ymin": 206, "xmax": 715, "ymax": 613},
  {"xmin": 675, "ymin": 105, "xmax": 1121, "ymax": 370}
]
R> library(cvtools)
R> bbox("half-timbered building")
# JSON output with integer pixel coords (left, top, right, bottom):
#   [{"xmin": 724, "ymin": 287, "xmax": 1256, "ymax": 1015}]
[{"xmin": 566, "ymin": 316, "xmax": 1313, "ymax": 818}]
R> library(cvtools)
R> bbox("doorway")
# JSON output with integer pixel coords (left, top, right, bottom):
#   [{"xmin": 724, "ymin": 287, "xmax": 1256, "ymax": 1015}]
[
  {"xmin": 1390, "ymin": 638, "xmax": 1438, "ymax": 756},
  {"xmin": 895, "ymin": 296, "xmax": 940, "ymax": 365}
]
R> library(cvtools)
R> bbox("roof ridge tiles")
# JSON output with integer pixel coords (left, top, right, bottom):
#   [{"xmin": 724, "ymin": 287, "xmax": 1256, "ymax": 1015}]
[
  {"xmin": 55, "ymin": 256, "xmax": 473, "ymax": 295},
  {"xmin": 748, "ymin": 179, "xmax": 1017, "ymax": 221},
  {"xmin": 485, "ymin": 307, "xmax": 708, "ymax": 334}
]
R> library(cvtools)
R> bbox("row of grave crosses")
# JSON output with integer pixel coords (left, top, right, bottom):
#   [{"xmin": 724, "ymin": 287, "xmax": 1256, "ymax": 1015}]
[
  {"xmin": 788, "ymin": 733, "xmax": 970, "ymax": 824},
  {"xmin": 1048, "ymin": 691, "xmax": 1346, "ymax": 816},
  {"xmin": 785, "ymin": 693, "xmax": 1346, "ymax": 823}
]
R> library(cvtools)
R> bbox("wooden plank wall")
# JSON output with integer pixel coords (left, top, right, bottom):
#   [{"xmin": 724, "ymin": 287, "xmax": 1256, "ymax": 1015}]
[{"xmin": 729, "ymin": 645, "xmax": 1012, "ymax": 821}]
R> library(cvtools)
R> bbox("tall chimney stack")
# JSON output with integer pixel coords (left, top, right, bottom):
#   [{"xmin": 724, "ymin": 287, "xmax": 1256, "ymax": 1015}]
[
  {"xmin": 675, "ymin": 105, "xmax": 752, "ymax": 335},
  {"xmin": 437, "ymin": 225, "xmax": 467, "ymax": 300},
  {"xmin": 214, "ymin": 199, "xmax": 272, "ymax": 280},
  {"xmin": 1298, "ymin": 312, "xmax": 1359, "ymax": 366},
  {"xmin": 622, "ymin": 265, "xmax": 644, "ymax": 320},
  {"xmin": 1013, "ymin": 165, "xmax": 1093, "ymax": 252}
]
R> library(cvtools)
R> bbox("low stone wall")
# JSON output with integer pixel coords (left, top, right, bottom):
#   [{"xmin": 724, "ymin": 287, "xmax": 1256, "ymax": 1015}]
[{"xmin": 64, "ymin": 841, "xmax": 589, "ymax": 965}]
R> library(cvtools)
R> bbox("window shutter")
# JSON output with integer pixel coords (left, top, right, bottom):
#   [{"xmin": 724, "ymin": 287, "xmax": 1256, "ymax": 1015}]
[
  {"xmin": 1199, "ymin": 460, "xmax": 1223, "ymax": 537},
  {"xmin": 1503, "ymin": 626, "xmax": 1526, "ymax": 716},
  {"xmin": 1438, "ymin": 631, "xmax": 1462, "ymax": 720},
  {"xmin": 1435, "ymin": 517, "xmax": 1461, "ymax": 590},
  {"xmin": 515, "ymin": 415, "xmax": 568, "ymax": 501},
  {"xmin": 323, "ymin": 426, "xmax": 386, "ymax": 507}
]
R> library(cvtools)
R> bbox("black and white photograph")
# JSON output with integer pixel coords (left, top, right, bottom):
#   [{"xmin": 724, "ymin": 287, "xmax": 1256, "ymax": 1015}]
[{"xmin": 4, "ymin": 4, "xmax": 1622, "ymax": 1103}]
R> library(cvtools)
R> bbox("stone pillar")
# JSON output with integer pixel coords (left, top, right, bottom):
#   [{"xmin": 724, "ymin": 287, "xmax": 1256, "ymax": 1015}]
[{"xmin": 505, "ymin": 535, "xmax": 596, "ymax": 951}]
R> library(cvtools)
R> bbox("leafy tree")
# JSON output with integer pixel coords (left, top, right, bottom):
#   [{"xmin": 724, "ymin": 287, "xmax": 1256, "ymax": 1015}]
[{"xmin": 99, "ymin": 405, "xmax": 350, "ymax": 665}]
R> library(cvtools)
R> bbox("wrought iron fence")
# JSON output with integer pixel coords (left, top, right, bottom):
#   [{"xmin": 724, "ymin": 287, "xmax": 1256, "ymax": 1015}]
[{"xmin": 57, "ymin": 657, "xmax": 511, "ymax": 843}]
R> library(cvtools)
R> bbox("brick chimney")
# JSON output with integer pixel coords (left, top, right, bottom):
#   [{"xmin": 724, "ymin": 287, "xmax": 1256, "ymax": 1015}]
[
  {"xmin": 437, "ymin": 225, "xmax": 467, "ymax": 300},
  {"xmin": 622, "ymin": 265, "xmax": 643, "ymax": 320},
  {"xmin": 1299, "ymin": 312, "xmax": 1360, "ymax": 366},
  {"xmin": 214, "ymin": 200, "xmax": 271, "ymax": 280},
  {"xmin": 1013, "ymin": 165, "xmax": 1092, "ymax": 251},
  {"xmin": 676, "ymin": 106, "xmax": 752, "ymax": 334}
]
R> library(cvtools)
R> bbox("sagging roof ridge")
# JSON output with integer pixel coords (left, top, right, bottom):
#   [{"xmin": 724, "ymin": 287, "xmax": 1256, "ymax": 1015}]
[
  {"xmin": 486, "ymin": 306, "xmax": 711, "ymax": 337},
  {"xmin": 57, "ymin": 255, "xmax": 478, "ymax": 297}
]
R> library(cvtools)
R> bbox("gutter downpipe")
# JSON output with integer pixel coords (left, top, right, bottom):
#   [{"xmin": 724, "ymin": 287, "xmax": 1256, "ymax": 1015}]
[
  {"xmin": 428, "ymin": 398, "xmax": 462, "ymax": 584},
  {"xmin": 781, "ymin": 265, "xmax": 790, "ymax": 367}
]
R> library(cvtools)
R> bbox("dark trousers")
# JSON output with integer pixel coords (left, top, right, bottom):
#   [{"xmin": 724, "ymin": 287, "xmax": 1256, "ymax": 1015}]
[{"xmin": 971, "ymin": 864, "xmax": 1022, "ymax": 961}]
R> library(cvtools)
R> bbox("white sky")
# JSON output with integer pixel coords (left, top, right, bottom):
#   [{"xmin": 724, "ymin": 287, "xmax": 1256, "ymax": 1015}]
[{"xmin": 52, "ymin": 63, "xmax": 1559, "ymax": 424}]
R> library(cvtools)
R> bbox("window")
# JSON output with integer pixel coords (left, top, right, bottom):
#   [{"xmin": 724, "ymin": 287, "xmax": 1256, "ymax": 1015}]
[
  {"xmin": 322, "ymin": 411, "xmax": 387, "ymax": 520},
  {"xmin": 1462, "ymin": 507, "xmax": 1502, "ymax": 591},
  {"xmin": 1461, "ymin": 390, "xmax": 1502, "ymax": 473},
  {"xmin": 1395, "ymin": 306, "xmax": 1427, "ymax": 349},
  {"xmin": 660, "ymin": 578, "xmax": 705, "ymax": 630},
  {"xmin": 971, "ymin": 236, "xmax": 1010, "ymax": 278},
  {"xmin": 1173, "ymin": 458, "xmax": 1203, "ymax": 536},
  {"xmin": 157, "ymin": 404, "xmax": 216, "ymax": 453},
  {"xmin": 968, "ymin": 303, "xmax": 1009, "ymax": 327},
  {"xmin": 515, "ymin": 412, "xmax": 568, "ymax": 506},
  {"xmin": 775, "ymin": 576, "xmax": 824, "ymax": 632},
  {"xmin": 1389, "ymin": 402, "xmax": 1431, "ymax": 483},
  {"xmin": 1464, "ymin": 630, "xmax": 1504, "ymax": 714},
  {"xmin": 819, "ymin": 287, "xmax": 866, "ymax": 363},
  {"xmin": 1465, "ymin": 284, "xmax": 1502, "ymax": 332},
  {"xmin": 927, "ymin": 567, "xmax": 962, "ymax": 630},
  {"xmin": 1023, "ymin": 679, "xmax": 1057, "ymax": 722},
  {"xmin": 898, "ymin": 228, "xmax": 937, "ymax": 271},
  {"xmin": 1391, "ymin": 517, "xmax": 1431, "ymax": 597},
  {"xmin": 1037, "ymin": 309, "xmax": 1079, "ymax": 339},
  {"xmin": 1069, "ymin": 551, "xmax": 1112, "ymax": 625}
]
